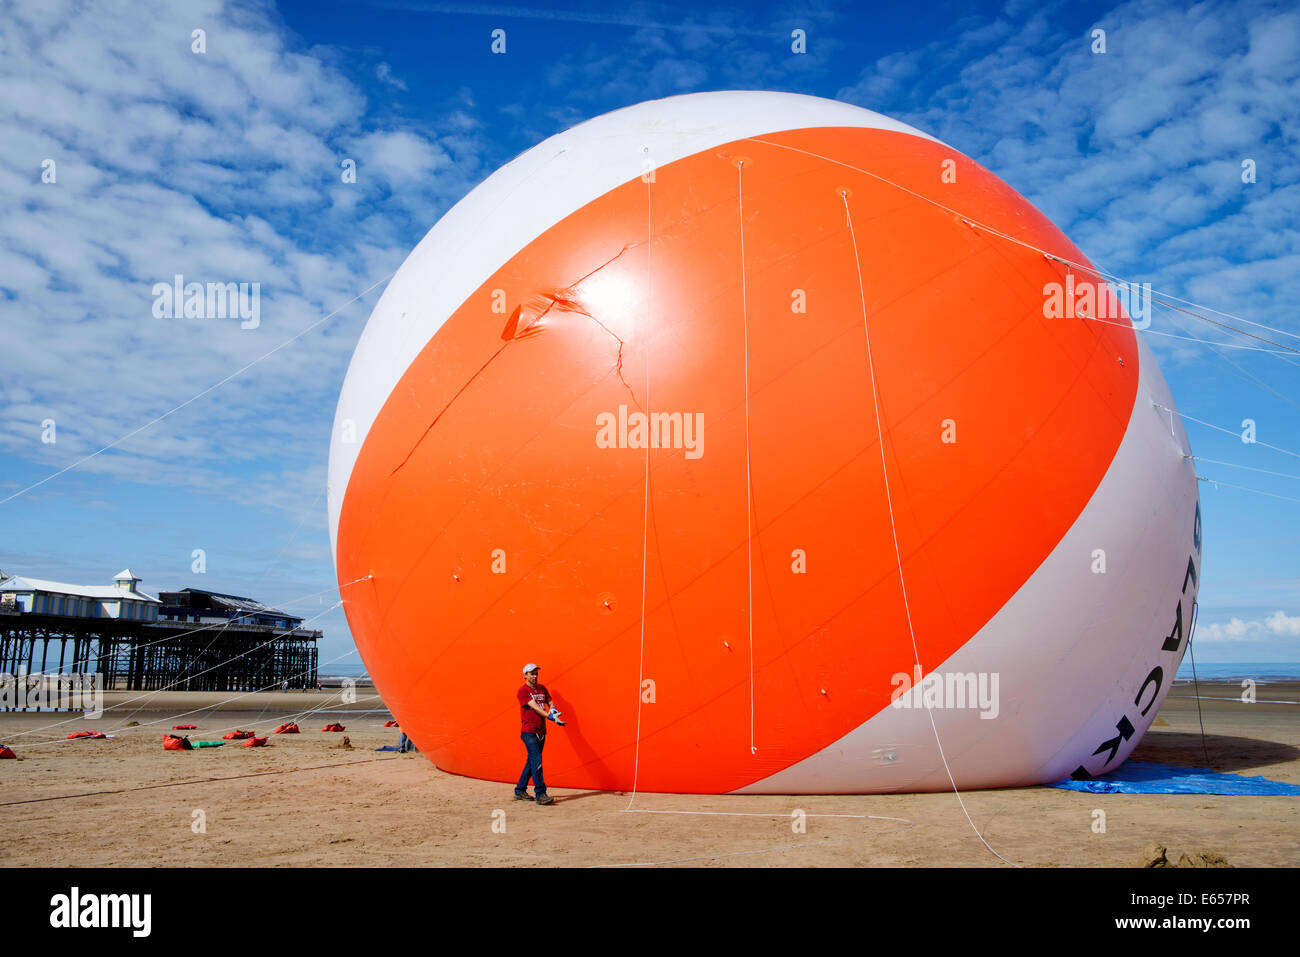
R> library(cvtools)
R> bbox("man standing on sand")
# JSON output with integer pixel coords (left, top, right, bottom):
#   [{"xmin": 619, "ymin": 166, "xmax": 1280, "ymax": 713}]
[{"xmin": 515, "ymin": 663, "xmax": 564, "ymax": 806}]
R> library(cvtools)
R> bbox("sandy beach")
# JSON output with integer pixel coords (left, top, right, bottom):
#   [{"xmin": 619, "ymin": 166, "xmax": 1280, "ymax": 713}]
[{"xmin": 2, "ymin": 680, "xmax": 1296, "ymax": 867}]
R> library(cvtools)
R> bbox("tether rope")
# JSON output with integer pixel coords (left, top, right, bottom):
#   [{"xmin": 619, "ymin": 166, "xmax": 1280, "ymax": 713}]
[
  {"xmin": 625, "ymin": 175, "xmax": 653, "ymax": 810},
  {"xmin": 738, "ymin": 159, "xmax": 757, "ymax": 757},
  {"xmin": 841, "ymin": 189, "xmax": 1017, "ymax": 867}
]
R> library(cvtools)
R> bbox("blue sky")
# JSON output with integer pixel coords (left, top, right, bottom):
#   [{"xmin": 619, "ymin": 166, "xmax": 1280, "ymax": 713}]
[{"xmin": 1, "ymin": 0, "xmax": 1297, "ymax": 671}]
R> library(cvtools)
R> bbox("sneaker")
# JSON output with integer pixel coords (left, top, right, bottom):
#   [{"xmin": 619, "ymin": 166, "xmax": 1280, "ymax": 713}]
[
  {"xmin": 536, "ymin": 794, "xmax": 555, "ymax": 806},
  {"xmin": 513, "ymin": 792, "xmax": 534, "ymax": 801}
]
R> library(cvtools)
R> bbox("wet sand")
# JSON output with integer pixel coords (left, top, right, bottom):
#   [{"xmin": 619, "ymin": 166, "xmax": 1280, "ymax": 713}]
[{"xmin": 1, "ymin": 680, "xmax": 1296, "ymax": 867}]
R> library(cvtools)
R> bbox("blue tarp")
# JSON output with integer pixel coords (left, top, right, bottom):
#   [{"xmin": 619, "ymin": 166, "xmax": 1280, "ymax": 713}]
[{"xmin": 1048, "ymin": 760, "xmax": 1300, "ymax": 795}]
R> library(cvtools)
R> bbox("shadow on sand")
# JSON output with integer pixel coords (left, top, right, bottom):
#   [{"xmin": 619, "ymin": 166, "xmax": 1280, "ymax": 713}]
[{"xmin": 1133, "ymin": 729, "xmax": 1300, "ymax": 773}]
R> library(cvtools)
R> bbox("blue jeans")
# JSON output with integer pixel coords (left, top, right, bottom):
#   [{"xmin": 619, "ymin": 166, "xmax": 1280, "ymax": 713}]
[{"xmin": 516, "ymin": 731, "xmax": 547, "ymax": 795}]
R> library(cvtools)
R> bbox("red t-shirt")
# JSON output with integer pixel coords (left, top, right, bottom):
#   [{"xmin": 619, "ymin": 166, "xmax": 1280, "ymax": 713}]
[{"xmin": 518, "ymin": 683, "xmax": 551, "ymax": 734}]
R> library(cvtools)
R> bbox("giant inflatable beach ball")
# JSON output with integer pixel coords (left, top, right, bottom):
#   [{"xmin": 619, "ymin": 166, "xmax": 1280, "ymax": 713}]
[{"xmin": 328, "ymin": 91, "xmax": 1201, "ymax": 794}]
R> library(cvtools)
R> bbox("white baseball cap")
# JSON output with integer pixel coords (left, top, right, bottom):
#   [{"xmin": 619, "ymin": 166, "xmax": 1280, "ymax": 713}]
[{"xmin": 522, "ymin": 663, "xmax": 539, "ymax": 675}]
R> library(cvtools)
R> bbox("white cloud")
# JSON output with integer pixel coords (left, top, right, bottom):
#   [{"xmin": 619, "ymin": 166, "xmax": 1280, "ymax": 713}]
[
  {"xmin": 352, "ymin": 129, "xmax": 445, "ymax": 183},
  {"xmin": 1199, "ymin": 610, "xmax": 1300, "ymax": 641},
  {"xmin": 1264, "ymin": 609, "xmax": 1300, "ymax": 636},
  {"xmin": 375, "ymin": 61, "xmax": 407, "ymax": 90}
]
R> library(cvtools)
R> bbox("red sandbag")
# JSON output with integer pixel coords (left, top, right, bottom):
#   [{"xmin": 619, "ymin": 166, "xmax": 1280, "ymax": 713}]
[
  {"xmin": 242, "ymin": 736, "xmax": 269, "ymax": 747},
  {"xmin": 163, "ymin": 734, "xmax": 192, "ymax": 751},
  {"xmin": 384, "ymin": 720, "xmax": 399, "ymax": 727},
  {"xmin": 66, "ymin": 731, "xmax": 106, "ymax": 739},
  {"xmin": 273, "ymin": 723, "xmax": 299, "ymax": 734},
  {"xmin": 321, "ymin": 723, "xmax": 346, "ymax": 732},
  {"xmin": 173, "ymin": 724, "xmax": 197, "ymax": 730},
  {"xmin": 222, "ymin": 730, "xmax": 255, "ymax": 740},
  {"xmin": 0, "ymin": 745, "xmax": 16, "ymax": 759}
]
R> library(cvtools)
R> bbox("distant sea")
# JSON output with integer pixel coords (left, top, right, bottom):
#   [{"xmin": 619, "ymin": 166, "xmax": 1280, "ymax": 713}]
[
  {"xmin": 317, "ymin": 663, "xmax": 371, "ymax": 680},
  {"xmin": 1174, "ymin": 661, "xmax": 1300, "ymax": 682}
]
